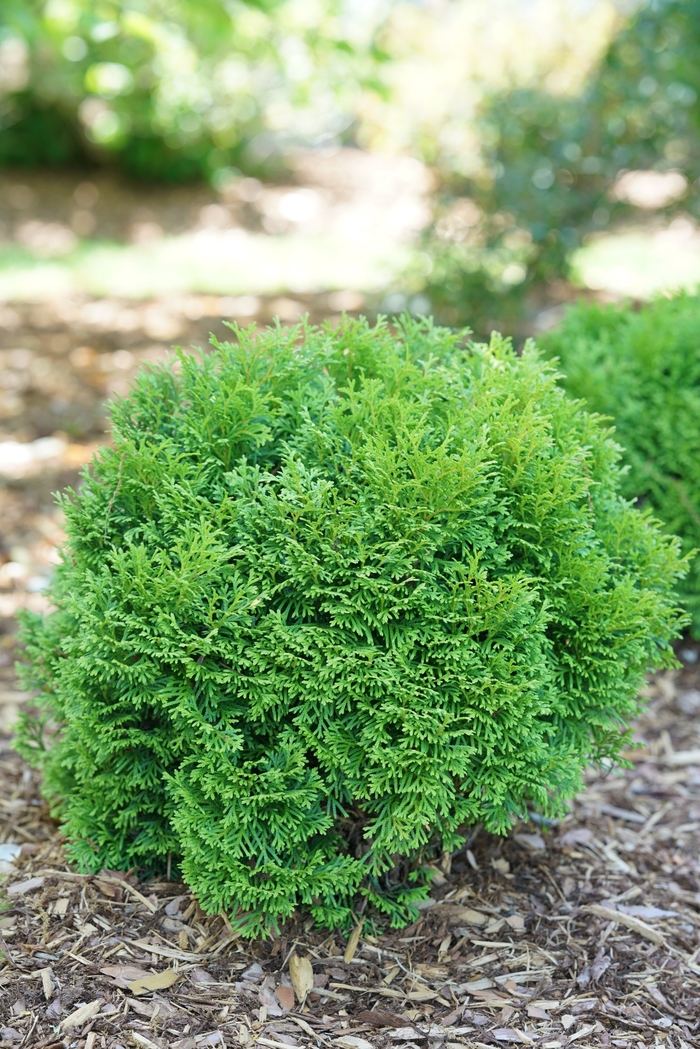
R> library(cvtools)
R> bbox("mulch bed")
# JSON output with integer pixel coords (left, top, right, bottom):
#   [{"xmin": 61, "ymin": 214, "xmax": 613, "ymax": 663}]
[
  {"xmin": 2, "ymin": 661, "xmax": 700, "ymax": 1049},
  {"xmin": 2, "ymin": 298, "xmax": 700, "ymax": 1048}
]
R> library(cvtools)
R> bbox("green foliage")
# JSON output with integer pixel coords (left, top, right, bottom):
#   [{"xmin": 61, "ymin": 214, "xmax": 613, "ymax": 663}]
[
  {"xmin": 591, "ymin": 0, "xmax": 700, "ymax": 182},
  {"xmin": 412, "ymin": 0, "xmax": 700, "ymax": 335},
  {"xmin": 16, "ymin": 316, "xmax": 686, "ymax": 935},
  {"xmin": 0, "ymin": 0, "xmax": 384, "ymax": 181},
  {"xmin": 541, "ymin": 293, "xmax": 700, "ymax": 636}
]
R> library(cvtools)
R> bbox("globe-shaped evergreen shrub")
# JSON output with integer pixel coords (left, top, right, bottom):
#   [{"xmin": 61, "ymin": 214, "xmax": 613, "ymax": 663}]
[
  {"xmin": 17, "ymin": 317, "xmax": 686, "ymax": 935},
  {"xmin": 541, "ymin": 294, "xmax": 700, "ymax": 635}
]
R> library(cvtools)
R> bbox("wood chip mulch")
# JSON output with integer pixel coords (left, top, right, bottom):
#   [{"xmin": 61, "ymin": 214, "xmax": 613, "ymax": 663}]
[{"xmin": 2, "ymin": 651, "xmax": 700, "ymax": 1049}]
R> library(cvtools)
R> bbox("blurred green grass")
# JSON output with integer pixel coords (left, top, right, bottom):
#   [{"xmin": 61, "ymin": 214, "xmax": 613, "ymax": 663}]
[
  {"xmin": 0, "ymin": 229, "xmax": 407, "ymax": 301},
  {"xmin": 572, "ymin": 226, "xmax": 700, "ymax": 300},
  {"xmin": 5, "ymin": 218, "xmax": 700, "ymax": 311}
]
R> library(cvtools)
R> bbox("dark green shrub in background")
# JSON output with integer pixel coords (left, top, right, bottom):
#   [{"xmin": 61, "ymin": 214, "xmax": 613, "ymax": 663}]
[
  {"xmin": 16, "ymin": 317, "xmax": 687, "ymax": 935},
  {"xmin": 411, "ymin": 0, "xmax": 700, "ymax": 336},
  {"xmin": 541, "ymin": 294, "xmax": 700, "ymax": 636},
  {"xmin": 407, "ymin": 90, "xmax": 602, "ymax": 336}
]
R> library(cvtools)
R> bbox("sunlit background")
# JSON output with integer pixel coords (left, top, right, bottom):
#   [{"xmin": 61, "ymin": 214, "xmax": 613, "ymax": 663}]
[
  {"xmin": 3, "ymin": 0, "xmax": 700, "ymax": 320},
  {"xmin": 2, "ymin": 0, "xmax": 700, "ymax": 722}
]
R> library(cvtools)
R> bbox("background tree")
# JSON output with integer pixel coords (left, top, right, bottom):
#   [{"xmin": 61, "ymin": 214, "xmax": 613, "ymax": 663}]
[
  {"xmin": 410, "ymin": 0, "xmax": 700, "ymax": 335},
  {"xmin": 0, "ymin": 0, "xmax": 388, "ymax": 182}
]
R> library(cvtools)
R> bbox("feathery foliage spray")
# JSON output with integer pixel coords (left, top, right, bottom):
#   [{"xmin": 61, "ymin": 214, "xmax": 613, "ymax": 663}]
[{"xmin": 17, "ymin": 317, "xmax": 687, "ymax": 935}]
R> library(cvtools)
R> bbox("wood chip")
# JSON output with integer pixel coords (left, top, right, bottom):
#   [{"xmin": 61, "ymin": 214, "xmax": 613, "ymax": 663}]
[
  {"xmin": 464, "ymin": 978, "xmax": 494, "ymax": 992},
  {"xmin": 128, "ymin": 968, "xmax": 181, "ymax": 994},
  {"xmin": 585, "ymin": 905, "xmax": 665, "ymax": 945},
  {"xmin": 568, "ymin": 1024, "xmax": 597, "ymax": 1042},
  {"xmin": 492, "ymin": 1028, "xmax": 534, "ymax": 1044},
  {"xmin": 330, "ymin": 982, "xmax": 403, "ymax": 999},
  {"xmin": 406, "ymin": 988, "xmax": 439, "ymax": 1002},
  {"xmin": 60, "ymin": 998, "xmax": 102, "ymax": 1030},
  {"xmin": 513, "ymin": 833, "xmax": 546, "ymax": 851},
  {"xmin": 356, "ymin": 1010, "xmax": 408, "ymax": 1029},
  {"xmin": 128, "ymin": 995, "xmax": 180, "ymax": 1018},
  {"xmin": 39, "ymin": 967, "xmax": 52, "ymax": 1000},
  {"xmin": 312, "ymin": 987, "xmax": 351, "ymax": 1001},
  {"xmin": 275, "ymin": 984, "xmax": 295, "ymax": 1010},
  {"xmin": 6, "ymin": 876, "xmax": 44, "ymax": 895},
  {"xmin": 333, "ymin": 1037, "xmax": 374, "ymax": 1049},
  {"xmin": 131, "ymin": 1034, "xmax": 162, "ymax": 1049},
  {"xmin": 100, "ymin": 964, "xmax": 151, "ymax": 988},
  {"xmin": 97, "ymin": 874, "xmax": 159, "ymax": 912},
  {"xmin": 129, "ymin": 938, "xmax": 202, "ymax": 961},
  {"xmin": 387, "ymin": 1027, "xmax": 424, "ymax": 1041},
  {"xmin": 257, "ymin": 1038, "xmax": 301, "ymax": 1049},
  {"xmin": 618, "ymin": 904, "xmax": 678, "ymax": 919},
  {"xmin": 469, "ymin": 940, "xmax": 519, "ymax": 949},
  {"xmin": 469, "ymin": 992, "xmax": 512, "ymax": 1005},
  {"xmin": 559, "ymin": 828, "xmax": 594, "ymax": 846},
  {"xmin": 289, "ymin": 1016, "xmax": 329, "ymax": 1042},
  {"xmin": 66, "ymin": 950, "xmax": 96, "ymax": 967},
  {"xmin": 344, "ymin": 923, "xmax": 363, "ymax": 963},
  {"xmin": 443, "ymin": 907, "xmax": 489, "ymax": 925},
  {"xmin": 664, "ymin": 748, "xmax": 700, "ymax": 766},
  {"xmin": 289, "ymin": 953, "xmax": 314, "ymax": 1003},
  {"xmin": 495, "ymin": 970, "xmax": 552, "ymax": 986},
  {"xmin": 599, "ymin": 804, "xmax": 646, "ymax": 824}
]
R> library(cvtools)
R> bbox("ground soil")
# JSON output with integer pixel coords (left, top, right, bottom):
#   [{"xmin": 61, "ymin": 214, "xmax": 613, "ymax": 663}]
[{"xmin": 1, "ymin": 295, "xmax": 700, "ymax": 1049}]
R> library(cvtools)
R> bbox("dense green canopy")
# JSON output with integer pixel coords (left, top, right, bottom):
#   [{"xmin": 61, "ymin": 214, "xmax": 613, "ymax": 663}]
[
  {"xmin": 17, "ymin": 318, "xmax": 686, "ymax": 934},
  {"xmin": 543, "ymin": 294, "xmax": 700, "ymax": 636}
]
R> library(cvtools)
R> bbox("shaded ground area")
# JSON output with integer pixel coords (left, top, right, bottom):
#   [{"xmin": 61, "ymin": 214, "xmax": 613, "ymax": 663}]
[{"xmin": 1, "ymin": 299, "xmax": 700, "ymax": 1049}]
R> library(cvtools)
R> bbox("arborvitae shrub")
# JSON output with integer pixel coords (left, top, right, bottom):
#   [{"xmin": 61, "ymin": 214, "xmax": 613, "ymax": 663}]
[
  {"xmin": 16, "ymin": 317, "xmax": 687, "ymax": 935},
  {"xmin": 541, "ymin": 294, "xmax": 700, "ymax": 636}
]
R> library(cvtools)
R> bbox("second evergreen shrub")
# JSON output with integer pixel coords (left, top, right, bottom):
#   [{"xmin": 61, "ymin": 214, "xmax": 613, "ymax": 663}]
[
  {"xmin": 542, "ymin": 294, "xmax": 700, "ymax": 635},
  {"xmin": 17, "ymin": 317, "xmax": 686, "ymax": 935}
]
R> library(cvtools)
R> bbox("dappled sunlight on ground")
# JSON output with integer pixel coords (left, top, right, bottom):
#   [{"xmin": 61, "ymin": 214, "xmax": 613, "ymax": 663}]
[
  {"xmin": 0, "ymin": 152, "xmax": 432, "ymax": 302},
  {"xmin": 572, "ymin": 216, "xmax": 700, "ymax": 299}
]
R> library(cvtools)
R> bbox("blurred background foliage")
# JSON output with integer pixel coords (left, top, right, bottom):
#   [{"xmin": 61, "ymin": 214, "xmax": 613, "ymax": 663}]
[
  {"xmin": 0, "ymin": 0, "xmax": 388, "ymax": 182},
  {"xmin": 2, "ymin": 0, "xmax": 700, "ymax": 332},
  {"xmin": 408, "ymin": 0, "xmax": 700, "ymax": 334}
]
